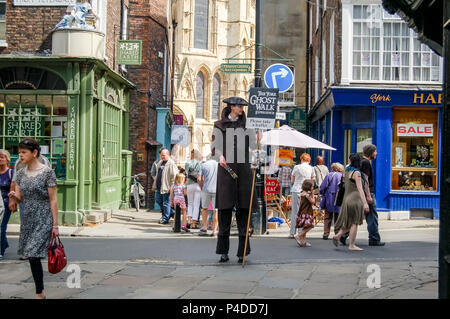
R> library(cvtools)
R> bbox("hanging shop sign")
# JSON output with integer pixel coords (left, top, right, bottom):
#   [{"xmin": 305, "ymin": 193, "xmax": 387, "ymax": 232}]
[
  {"xmin": 13, "ymin": 0, "xmax": 76, "ymax": 5},
  {"xmin": 264, "ymin": 178, "xmax": 280, "ymax": 196},
  {"xmin": 289, "ymin": 108, "xmax": 307, "ymax": 132},
  {"xmin": 397, "ymin": 124, "xmax": 433, "ymax": 137},
  {"xmin": 246, "ymin": 87, "xmax": 279, "ymax": 130},
  {"xmin": 276, "ymin": 149, "xmax": 294, "ymax": 166},
  {"xmin": 220, "ymin": 63, "xmax": 252, "ymax": 73},
  {"xmin": 117, "ymin": 40, "xmax": 142, "ymax": 65}
]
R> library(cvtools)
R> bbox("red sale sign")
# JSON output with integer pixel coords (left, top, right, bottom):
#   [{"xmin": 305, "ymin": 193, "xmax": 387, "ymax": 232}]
[
  {"xmin": 397, "ymin": 124, "xmax": 433, "ymax": 137},
  {"xmin": 265, "ymin": 178, "xmax": 280, "ymax": 196}
]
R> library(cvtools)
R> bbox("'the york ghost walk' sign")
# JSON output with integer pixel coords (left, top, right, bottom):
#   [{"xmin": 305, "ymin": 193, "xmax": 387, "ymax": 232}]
[
  {"xmin": 246, "ymin": 88, "xmax": 279, "ymax": 130},
  {"xmin": 13, "ymin": 0, "xmax": 76, "ymax": 6}
]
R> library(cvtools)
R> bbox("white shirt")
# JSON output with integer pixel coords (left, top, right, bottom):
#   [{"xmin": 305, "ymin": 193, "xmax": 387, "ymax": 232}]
[{"xmin": 291, "ymin": 162, "xmax": 314, "ymax": 193}]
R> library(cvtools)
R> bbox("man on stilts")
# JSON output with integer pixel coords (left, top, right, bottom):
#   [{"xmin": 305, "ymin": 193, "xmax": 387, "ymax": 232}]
[{"xmin": 213, "ymin": 97, "xmax": 256, "ymax": 263}]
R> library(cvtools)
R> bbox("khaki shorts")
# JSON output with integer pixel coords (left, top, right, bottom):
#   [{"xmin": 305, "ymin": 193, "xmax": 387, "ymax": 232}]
[{"xmin": 201, "ymin": 192, "xmax": 216, "ymax": 209}]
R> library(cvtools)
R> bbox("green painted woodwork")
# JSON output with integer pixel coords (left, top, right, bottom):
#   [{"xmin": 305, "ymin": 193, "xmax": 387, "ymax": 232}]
[{"xmin": 0, "ymin": 57, "xmax": 135, "ymax": 226}]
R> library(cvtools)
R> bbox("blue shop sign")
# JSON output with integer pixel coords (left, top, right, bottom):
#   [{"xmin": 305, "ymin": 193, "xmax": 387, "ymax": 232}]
[{"xmin": 331, "ymin": 88, "xmax": 442, "ymax": 107}]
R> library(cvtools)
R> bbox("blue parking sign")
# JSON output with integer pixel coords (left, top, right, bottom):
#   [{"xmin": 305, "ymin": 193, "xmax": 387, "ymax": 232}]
[{"xmin": 264, "ymin": 63, "xmax": 294, "ymax": 93}]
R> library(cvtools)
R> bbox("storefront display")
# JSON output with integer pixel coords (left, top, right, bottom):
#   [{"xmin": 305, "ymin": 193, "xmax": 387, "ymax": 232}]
[{"xmin": 391, "ymin": 108, "xmax": 439, "ymax": 191}]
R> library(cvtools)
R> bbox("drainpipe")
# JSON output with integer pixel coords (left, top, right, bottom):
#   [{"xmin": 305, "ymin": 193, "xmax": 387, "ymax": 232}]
[
  {"xmin": 171, "ymin": 20, "xmax": 177, "ymax": 114},
  {"xmin": 306, "ymin": 1, "xmax": 310, "ymax": 114}
]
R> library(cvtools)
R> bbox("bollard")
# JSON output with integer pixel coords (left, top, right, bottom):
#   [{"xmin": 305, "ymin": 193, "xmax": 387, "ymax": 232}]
[{"xmin": 173, "ymin": 203, "xmax": 181, "ymax": 232}]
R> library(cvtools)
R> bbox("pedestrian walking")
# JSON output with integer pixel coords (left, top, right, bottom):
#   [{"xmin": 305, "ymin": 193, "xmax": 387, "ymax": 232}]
[
  {"xmin": 212, "ymin": 96, "xmax": 255, "ymax": 263},
  {"xmin": 294, "ymin": 180, "xmax": 316, "ymax": 247},
  {"xmin": 277, "ymin": 165, "xmax": 293, "ymax": 197},
  {"xmin": 320, "ymin": 163, "xmax": 344, "ymax": 240},
  {"xmin": 332, "ymin": 154, "xmax": 369, "ymax": 251},
  {"xmin": 0, "ymin": 149, "xmax": 14, "ymax": 259},
  {"xmin": 360, "ymin": 144, "xmax": 385, "ymax": 246},
  {"xmin": 313, "ymin": 155, "xmax": 329, "ymax": 194},
  {"xmin": 170, "ymin": 173, "xmax": 189, "ymax": 232},
  {"xmin": 185, "ymin": 149, "xmax": 202, "ymax": 229},
  {"xmin": 198, "ymin": 154, "xmax": 218, "ymax": 236},
  {"xmin": 8, "ymin": 138, "xmax": 59, "ymax": 299},
  {"xmin": 289, "ymin": 153, "xmax": 315, "ymax": 238},
  {"xmin": 152, "ymin": 148, "xmax": 178, "ymax": 224}
]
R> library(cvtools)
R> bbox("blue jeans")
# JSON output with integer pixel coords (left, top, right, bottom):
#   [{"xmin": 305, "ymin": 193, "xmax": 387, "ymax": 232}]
[
  {"xmin": 155, "ymin": 190, "xmax": 171, "ymax": 222},
  {"xmin": 1, "ymin": 205, "xmax": 12, "ymax": 255},
  {"xmin": 365, "ymin": 193, "xmax": 381, "ymax": 242}
]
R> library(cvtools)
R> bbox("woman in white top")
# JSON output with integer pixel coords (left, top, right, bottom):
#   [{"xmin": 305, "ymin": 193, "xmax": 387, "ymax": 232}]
[{"xmin": 290, "ymin": 153, "xmax": 315, "ymax": 238}]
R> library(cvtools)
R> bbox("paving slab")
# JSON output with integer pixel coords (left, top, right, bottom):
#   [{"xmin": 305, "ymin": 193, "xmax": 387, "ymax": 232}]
[
  {"xmin": 150, "ymin": 275, "xmax": 208, "ymax": 290},
  {"xmin": 182, "ymin": 290, "xmax": 247, "ymax": 299},
  {"xmin": 117, "ymin": 265, "xmax": 174, "ymax": 277},
  {"xmin": 258, "ymin": 277, "xmax": 306, "ymax": 289},
  {"xmin": 194, "ymin": 278, "xmax": 256, "ymax": 294},
  {"xmin": 99, "ymin": 274, "xmax": 162, "ymax": 287},
  {"xmin": 70, "ymin": 286, "xmax": 136, "ymax": 299},
  {"xmin": 125, "ymin": 287, "xmax": 190, "ymax": 299},
  {"xmin": 11, "ymin": 287, "xmax": 84, "ymax": 299},
  {"xmin": 248, "ymin": 287, "xmax": 295, "ymax": 299},
  {"xmin": 0, "ymin": 283, "xmax": 34, "ymax": 299},
  {"xmin": 300, "ymin": 283, "xmax": 357, "ymax": 296}
]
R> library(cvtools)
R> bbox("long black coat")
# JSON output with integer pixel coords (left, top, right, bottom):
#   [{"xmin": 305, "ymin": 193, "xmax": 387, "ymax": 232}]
[{"xmin": 212, "ymin": 107, "xmax": 256, "ymax": 210}]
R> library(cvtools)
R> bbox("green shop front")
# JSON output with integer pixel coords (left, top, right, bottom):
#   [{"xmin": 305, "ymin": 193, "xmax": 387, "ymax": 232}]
[{"xmin": 0, "ymin": 57, "xmax": 135, "ymax": 226}]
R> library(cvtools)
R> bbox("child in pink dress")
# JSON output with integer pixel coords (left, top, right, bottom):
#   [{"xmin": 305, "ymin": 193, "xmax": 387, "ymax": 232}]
[{"xmin": 170, "ymin": 173, "xmax": 188, "ymax": 232}]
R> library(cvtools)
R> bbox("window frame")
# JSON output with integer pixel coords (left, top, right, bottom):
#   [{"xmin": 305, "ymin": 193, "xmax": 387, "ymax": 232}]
[{"xmin": 351, "ymin": 4, "xmax": 443, "ymax": 84}]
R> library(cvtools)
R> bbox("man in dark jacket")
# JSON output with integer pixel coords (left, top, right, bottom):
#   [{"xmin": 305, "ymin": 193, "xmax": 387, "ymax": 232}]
[{"xmin": 212, "ymin": 97, "xmax": 256, "ymax": 263}]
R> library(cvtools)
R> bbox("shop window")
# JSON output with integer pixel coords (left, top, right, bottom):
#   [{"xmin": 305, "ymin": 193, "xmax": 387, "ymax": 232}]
[
  {"xmin": 344, "ymin": 129, "xmax": 352, "ymax": 165},
  {"xmin": 355, "ymin": 107, "xmax": 373, "ymax": 122},
  {"xmin": 356, "ymin": 129, "xmax": 372, "ymax": 155},
  {"xmin": 0, "ymin": 0, "xmax": 5, "ymax": 44},
  {"xmin": 391, "ymin": 108, "xmax": 439, "ymax": 191},
  {"xmin": 0, "ymin": 94, "xmax": 68, "ymax": 180},
  {"xmin": 102, "ymin": 104, "xmax": 121, "ymax": 177},
  {"xmin": 342, "ymin": 109, "xmax": 352, "ymax": 124},
  {"xmin": 0, "ymin": 67, "xmax": 67, "ymax": 90}
]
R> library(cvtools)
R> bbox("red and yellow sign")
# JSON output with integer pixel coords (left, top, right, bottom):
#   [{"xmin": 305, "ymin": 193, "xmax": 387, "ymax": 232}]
[
  {"xmin": 265, "ymin": 178, "xmax": 280, "ymax": 196},
  {"xmin": 276, "ymin": 149, "xmax": 294, "ymax": 166}
]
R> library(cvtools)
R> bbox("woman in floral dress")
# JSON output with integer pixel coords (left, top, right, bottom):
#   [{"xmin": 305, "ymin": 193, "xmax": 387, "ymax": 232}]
[{"xmin": 9, "ymin": 138, "xmax": 58, "ymax": 299}]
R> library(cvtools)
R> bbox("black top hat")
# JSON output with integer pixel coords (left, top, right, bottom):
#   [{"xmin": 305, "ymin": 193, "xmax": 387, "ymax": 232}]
[{"xmin": 223, "ymin": 96, "xmax": 248, "ymax": 106}]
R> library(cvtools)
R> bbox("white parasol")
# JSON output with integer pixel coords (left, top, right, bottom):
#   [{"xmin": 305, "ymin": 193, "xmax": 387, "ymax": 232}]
[{"xmin": 260, "ymin": 125, "xmax": 336, "ymax": 150}]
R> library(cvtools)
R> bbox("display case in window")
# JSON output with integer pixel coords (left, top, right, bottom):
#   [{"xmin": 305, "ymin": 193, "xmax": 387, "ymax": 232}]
[{"xmin": 391, "ymin": 108, "xmax": 439, "ymax": 191}]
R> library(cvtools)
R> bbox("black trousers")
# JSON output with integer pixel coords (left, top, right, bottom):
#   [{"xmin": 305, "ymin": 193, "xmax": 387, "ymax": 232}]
[
  {"xmin": 29, "ymin": 257, "xmax": 44, "ymax": 294},
  {"xmin": 216, "ymin": 208, "xmax": 251, "ymax": 257}
]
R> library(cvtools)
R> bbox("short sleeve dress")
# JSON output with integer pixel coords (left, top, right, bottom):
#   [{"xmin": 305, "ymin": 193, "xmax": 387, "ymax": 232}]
[
  {"xmin": 16, "ymin": 166, "xmax": 57, "ymax": 258},
  {"xmin": 334, "ymin": 171, "xmax": 365, "ymax": 230}
]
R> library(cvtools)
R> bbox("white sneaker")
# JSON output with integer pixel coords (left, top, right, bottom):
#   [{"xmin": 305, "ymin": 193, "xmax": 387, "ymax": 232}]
[{"xmin": 0, "ymin": 254, "xmax": 3, "ymax": 260}]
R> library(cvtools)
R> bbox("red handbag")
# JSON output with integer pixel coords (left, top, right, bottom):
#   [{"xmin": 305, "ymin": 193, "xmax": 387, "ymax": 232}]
[{"xmin": 48, "ymin": 235, "xmax": 67, "ymax": 274}]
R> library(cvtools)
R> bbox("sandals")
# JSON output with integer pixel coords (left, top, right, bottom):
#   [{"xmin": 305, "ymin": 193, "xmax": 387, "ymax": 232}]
[
  {"xmin": 332, "ymin": 236, "xmax": 339, "ymax": 247},
  {"xmin": 294, "ymin": 235, "xmax": 311, "ymax": 247}
]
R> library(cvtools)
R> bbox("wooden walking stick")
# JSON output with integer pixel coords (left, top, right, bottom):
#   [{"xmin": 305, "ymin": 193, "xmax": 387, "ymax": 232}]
[{"xmin": 242, "ymin": 167, "xmax": 257, "ymax": 268}]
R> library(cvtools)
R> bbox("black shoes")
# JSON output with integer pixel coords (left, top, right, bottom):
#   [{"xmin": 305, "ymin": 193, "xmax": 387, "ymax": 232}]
[
  {"xmin": 339, "ymin": 236, "xmax": 347, "ymax": 246},
  {"xmin": 369, "ymin": 241, "xmax": 385, "ymax": 246},
  {"xmin": 219, "ymin": 254, "xmax": 229, "ymax": 263},
  {"xmin": 322, "ymin": 236, "xmax": 328, "ymax": 240}
]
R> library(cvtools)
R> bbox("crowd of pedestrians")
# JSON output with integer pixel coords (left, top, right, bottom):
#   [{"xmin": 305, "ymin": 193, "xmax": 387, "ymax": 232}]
[
  {"xmin": 151, "ymin": 147, "xmax": 219, "ymax": 237},
  {"xmin": 281, "ymin": 144, "xmax": 384, "ymax": 250}
]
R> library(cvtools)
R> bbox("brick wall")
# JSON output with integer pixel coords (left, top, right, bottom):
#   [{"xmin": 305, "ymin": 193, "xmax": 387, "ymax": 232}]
[
  {"xmin": 0, "ymin": 0, "xmax": 123, "ymax": 73},
  {"xmin": 0, "ymin": 0, "xmax": 65, "ymax": 54},
  {"xmin": 127, "ymin": 0, "xmax": 169, "ymax": 207},
  {"xmin": 308, "ymin": 0, "xmax": 342, "ymax": 108}
]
